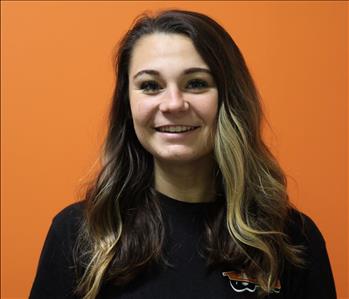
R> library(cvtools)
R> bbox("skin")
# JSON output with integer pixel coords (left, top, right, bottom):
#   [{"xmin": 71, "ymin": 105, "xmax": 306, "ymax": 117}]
[{"xmin": 128, "ymin": 33, "xmax": 218, "ymax": 203}]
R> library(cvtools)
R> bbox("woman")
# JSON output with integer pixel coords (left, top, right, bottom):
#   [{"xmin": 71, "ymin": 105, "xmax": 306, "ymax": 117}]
[{"xmin": 29, "ymin": 9, "xmax": 336, "ymax": 299}]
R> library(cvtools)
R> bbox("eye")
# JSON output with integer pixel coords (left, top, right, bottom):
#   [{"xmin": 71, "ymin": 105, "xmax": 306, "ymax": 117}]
[
  {"xmin": 186, "ymin": 79, "xmax": 209, "ymax": 91},
  {"xmin": 139, "ymin": 80, "xmax": 162, "ymax": 94}
]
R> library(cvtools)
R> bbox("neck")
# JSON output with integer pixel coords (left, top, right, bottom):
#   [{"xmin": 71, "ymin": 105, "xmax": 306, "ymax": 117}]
[{"xmin": 154, "ymin": 156, "xmax": 217, "ymax": 203}]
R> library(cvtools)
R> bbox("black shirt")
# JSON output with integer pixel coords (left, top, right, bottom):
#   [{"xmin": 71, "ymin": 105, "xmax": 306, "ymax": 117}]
[{"xmin": 29, "ymin": 193, "xmax": 336, "ymax": 298}]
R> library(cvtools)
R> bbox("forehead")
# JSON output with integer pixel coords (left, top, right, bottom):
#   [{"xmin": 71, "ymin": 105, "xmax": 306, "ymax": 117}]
[{"xmin": 128, "ymin": 33, "xmax": 209, "ymax": 75}]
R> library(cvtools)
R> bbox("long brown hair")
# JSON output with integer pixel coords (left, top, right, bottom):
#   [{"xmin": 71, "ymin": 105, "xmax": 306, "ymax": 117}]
[{"xmin": 73, "ymin": 10, "xmax": 303, "ymax": 298}]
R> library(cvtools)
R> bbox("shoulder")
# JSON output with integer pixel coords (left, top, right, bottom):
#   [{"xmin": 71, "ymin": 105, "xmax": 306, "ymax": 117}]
[
  {"xmin": 49, "ymin": 200, "xmax": 86, "ymax": 243},
  {"xmin": 284, "ymin": 208, "xmax": 332, "ymax": 276},
  {"xmin": 285, "ymin": 208, "xmax": 326, "ymax": 250},
  {"xmin": 30, "ymin": 201, "xmax": 87, "ymax": 298},
  {"xmin": 281, "ymin": 209, "xmax": 337, "ymax": 298},
  {"xmin": 52, "ymin": 200, "xmax": 86, "ymax": 224}
]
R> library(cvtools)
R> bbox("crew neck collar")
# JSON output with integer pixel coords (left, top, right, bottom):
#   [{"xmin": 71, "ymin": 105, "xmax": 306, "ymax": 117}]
[{"xmin": 156, "ymin": 191, "xmax": 221, "ymax": 214}]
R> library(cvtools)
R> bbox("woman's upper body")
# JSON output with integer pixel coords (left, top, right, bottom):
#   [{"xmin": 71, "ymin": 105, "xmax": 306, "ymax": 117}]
[
  {"xmin": 29, "ymin": 192, "xmax": 336, "ymax": 299},
  {"xmin": 30, "ymin": 9, "xmax": 337, "ymax": 299}
]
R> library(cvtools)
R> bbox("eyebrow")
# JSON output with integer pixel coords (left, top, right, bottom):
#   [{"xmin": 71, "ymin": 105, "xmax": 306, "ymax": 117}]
[{"xmin": 132, "ymin": 67, "xmax": 212, "ymax": 80}]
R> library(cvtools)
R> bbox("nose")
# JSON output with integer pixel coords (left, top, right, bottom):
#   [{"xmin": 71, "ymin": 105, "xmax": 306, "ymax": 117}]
[{"xmin": 159, "ymin": 85, "xmax": 189, "ymax": 113}]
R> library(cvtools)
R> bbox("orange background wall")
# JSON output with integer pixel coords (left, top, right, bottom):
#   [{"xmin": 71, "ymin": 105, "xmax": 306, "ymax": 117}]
[{"xmin": 1, "ymin": 1, "xmax": 347, "ymax": 298}]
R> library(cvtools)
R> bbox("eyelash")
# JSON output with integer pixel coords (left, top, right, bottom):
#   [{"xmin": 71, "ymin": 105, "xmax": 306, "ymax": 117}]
[
  {"xmin": 186, "ymin": 79, "xmax": 209, "ymax": 90},
  {"xmin": 140, "ymin": 81, "xmax": 161, "ymax": 93},
  {"xmin": 139, "ymin": 79, "xmax": 209, "ymax": 94}
]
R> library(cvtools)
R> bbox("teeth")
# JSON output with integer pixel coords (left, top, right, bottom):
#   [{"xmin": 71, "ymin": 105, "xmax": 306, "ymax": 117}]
[{"xmin": 157, "ymin": 126, "xmax": 196, "ymax": 133}]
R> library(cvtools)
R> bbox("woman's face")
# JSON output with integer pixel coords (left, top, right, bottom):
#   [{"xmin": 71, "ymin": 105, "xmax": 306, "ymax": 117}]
[{"xmin": 128, "ymin": 33, "xmax": 218, "ymax": 164}]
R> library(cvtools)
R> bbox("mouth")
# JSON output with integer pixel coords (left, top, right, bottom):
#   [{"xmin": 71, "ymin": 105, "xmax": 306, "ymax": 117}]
[{"xmin": 155, "ymin": 125, "xmax": 199, "ymax": 133}]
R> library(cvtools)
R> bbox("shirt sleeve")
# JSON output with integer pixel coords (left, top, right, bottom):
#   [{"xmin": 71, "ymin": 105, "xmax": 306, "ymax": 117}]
[
  {"xmin": 283, "ymin": 211, "xmax": 337, "ymax": 299},
  {"xmin": 301, "ymin": 214, "xmax": 337, "ymax": 299},
  {"xmin": 29, "ymin": 203, "xmax": 83, "ymax": 299}
]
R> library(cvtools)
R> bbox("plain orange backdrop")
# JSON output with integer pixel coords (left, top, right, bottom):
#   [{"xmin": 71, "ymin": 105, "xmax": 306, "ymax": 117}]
[{"xmin": 1, "ymin": 1, "xmax": 348, "ymax": 298}]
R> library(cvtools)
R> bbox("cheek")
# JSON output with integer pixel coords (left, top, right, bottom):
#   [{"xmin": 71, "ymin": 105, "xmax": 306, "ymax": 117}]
[
  {"xmin": 208, "ymin": 102, "xmax": 218, "ymax": 124},
  {"xmin": 130, "ymin": 98, "xmax": 155, "ymax": 134},
  {"xmin": 196, "ymin": 92, "xmax": 218, "ymax": 126},
  {"xmin": 209, "ymin": 93, "xmax": 219, "ymax": 124}
]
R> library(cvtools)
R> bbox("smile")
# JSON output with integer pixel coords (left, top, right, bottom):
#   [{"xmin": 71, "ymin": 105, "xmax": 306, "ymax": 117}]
[{"xmin": 155, "ymin": 125, "xmax": 199, "ymax": 133}]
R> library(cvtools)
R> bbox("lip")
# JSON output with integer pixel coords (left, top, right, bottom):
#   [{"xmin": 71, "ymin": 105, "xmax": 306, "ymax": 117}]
[
  {"xmin": 154, "ymin": 124, "xmax": 200, "ymax": 129},
  {"xmin": 155, "ymin": 130, "xmax": 199, "ymax": 139},
  {"xmin": 154, "ymin": 126, "xmax": 200, "ymax": 137}
]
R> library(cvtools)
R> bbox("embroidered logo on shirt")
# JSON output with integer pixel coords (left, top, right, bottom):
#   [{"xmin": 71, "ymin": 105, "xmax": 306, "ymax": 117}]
[{"xmin": 222, "ymin": 271, "xmax": 281, "ymax": 294}]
